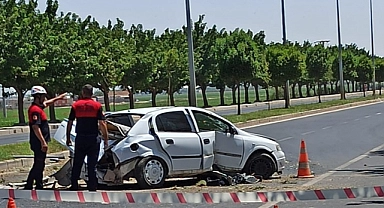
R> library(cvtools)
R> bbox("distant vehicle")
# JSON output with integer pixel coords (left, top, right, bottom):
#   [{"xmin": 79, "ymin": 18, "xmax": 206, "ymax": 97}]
[{"xmin": 53, "ymin": 106, "xmax": 286, "ymax": 189}]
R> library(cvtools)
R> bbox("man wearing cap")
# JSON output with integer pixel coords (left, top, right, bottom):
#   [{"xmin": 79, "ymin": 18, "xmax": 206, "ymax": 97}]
[
  {"xmin": 25, "ymin": 86, "xmax": 67, "ymax": 190},
  {"xmin": 66, "ymin": 84, "xmax": 108, "ymax": 191}
]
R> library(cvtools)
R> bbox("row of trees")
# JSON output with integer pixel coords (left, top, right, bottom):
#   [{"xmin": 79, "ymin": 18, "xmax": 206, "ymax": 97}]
[{"xmin": 1, "ymin": 0, "xmax": 383, "ymax": 124}]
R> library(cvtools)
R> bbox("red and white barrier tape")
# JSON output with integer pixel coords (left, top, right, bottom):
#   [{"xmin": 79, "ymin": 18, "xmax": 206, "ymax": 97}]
[{"xmin": 1, "ymin": 186, "xmax": 384, "ymax": 204}]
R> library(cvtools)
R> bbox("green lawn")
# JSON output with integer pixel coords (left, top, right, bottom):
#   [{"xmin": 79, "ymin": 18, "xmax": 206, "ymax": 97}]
[{"xmin": 0, "ymin": 140, "xmax": 68, "ymax": 161}]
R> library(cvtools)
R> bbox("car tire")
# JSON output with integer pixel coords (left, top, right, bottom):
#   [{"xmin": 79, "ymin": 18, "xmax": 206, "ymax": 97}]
[
  {"xmin": 243, "ymin": 153, "xmax": 276, "ymax": 179},
  {"xmin": 135, "ymin": 157, "xmax": 167, "ymax": 189}
]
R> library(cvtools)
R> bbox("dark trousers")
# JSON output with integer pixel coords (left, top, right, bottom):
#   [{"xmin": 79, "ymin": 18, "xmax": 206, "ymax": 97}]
[
  {"xmin": 71, "ymin": 135, "xmax": 100, "ymax": 191},
  {"xmin": 26, "ymin": 148, "xmax": 47, "ymax": 189}
]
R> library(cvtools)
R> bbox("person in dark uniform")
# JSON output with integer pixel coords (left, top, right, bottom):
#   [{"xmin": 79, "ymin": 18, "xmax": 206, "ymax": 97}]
[
  {"xmin": 66, "ymin": 84, "xmax": 108, "ymax": 191},
  {"xmin": 25, "ymin": 86, "xmax": 66, "ymax": 190}
]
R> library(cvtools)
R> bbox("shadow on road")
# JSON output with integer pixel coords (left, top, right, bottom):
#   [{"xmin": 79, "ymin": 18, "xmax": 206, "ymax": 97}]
[
  {"xmin": 369, "ymin": 150, "xmax": 384, "ymax": 157},
  {"xmin": 347, "ymin": 200, "xmax": 384, "ymax": 206},
  {"xmin": 333, "ymin": 166, "xmax": 384, "ymax": 176}
]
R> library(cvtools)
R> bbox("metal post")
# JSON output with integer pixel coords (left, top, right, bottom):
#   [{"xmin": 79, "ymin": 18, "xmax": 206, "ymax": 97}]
[
  {"xmin": 2, "ymin": 86, "xmax": 6, "ymax": 118},
  {"xmin": 281, "ymin": 0, "xmax": 290, "ymax": 108},
  {"xmin": 185, "ymin": 0, "xmax": 197, "ymax": 107},
  {"xmin": 336, "ymin": 0, "xmax": 345, "ymax": 99},
  {"xmin": 370, "ymin": 0, "xmax": 376, "ymax": 96}
]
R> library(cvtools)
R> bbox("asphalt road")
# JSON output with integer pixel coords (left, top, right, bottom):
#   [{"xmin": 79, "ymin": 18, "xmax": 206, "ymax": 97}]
[
  {"xmin": 2, "ymin": 198, "xmax": 383, "ymax": 208},
  {"xmin": 0, "ymin": 131, "xmax": 56, "ymax": 145},
  {"xmin": 244, "ymin": 101, "xmax": 384, "ymax": 176}
]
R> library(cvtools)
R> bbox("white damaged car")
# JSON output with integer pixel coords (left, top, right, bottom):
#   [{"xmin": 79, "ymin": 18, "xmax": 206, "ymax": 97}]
[{"xmin": 53, "ymin": 106, "xmax": 286, "ymax": 189}]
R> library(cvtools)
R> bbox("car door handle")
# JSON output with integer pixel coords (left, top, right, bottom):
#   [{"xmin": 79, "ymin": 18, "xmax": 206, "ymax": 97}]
[
  {"xmin": 203, "ymin": 139, "xmax": 210, "ymax": 144},
  {"xmin": 166, "ymin": 139, "xmax": 174, "ymax": 144}
]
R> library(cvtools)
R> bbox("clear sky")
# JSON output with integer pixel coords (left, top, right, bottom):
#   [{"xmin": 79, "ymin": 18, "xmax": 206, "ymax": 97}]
[{"xmin": 36, "ymin": 0, "xmax": 384, "ymax": 57}]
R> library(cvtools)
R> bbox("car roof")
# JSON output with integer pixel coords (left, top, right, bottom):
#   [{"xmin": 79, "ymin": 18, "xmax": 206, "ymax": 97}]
[{"xmin": 106, "ymin": 106, "xmax": 175, "ymax": 116}]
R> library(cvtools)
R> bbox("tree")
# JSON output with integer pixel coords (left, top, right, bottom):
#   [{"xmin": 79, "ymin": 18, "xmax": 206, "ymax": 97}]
[
  {"xmin": 0, "ymin": 0, "xmax": 48, "ymax": 124},
  {"xmin": 306, "ymin": 43, "xmax": 332, "ymax": 103},
  {"xmin": 216, "ymin": 28, "xmax": 261, "ymax": 114}
]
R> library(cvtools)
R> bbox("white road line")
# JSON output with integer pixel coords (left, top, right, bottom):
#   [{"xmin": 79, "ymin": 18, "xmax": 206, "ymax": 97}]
[
  {"xmin": 354, "ymin": 118, "xmax": 360, "ymax": 121},
  {"xmin": 301, "ymin": 131, "xmax": 315, "ymax": 136},
  {"xmin": 342, "ymin": 121, "xmax": 348, "ymax": 124},
  {"xmin": 322, "ymin": 126, "xmax": 332, "ymax": 130},
  {"xmin": 241, "ymin": 101, "xmax": 383, "ymax": 129},
  {"xmin": 376, "ymin": 112, "xmax": 382, "ymax": 115},
  {"xmin": 365, "ymin": 115, "xmax": 371, "ymax": 118},
  {"xmin": 278, "ymin": 137, "xmax": 293, "ymax": 142},
  {"xmin": 303, "ymin": 143, "xmax": 384, "ymax": 187}
]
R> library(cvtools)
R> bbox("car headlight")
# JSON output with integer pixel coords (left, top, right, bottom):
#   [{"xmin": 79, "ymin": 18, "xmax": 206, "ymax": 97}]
[{"xmin": 276, "ymin": 145, "xmax": 282, "ymax": 151}]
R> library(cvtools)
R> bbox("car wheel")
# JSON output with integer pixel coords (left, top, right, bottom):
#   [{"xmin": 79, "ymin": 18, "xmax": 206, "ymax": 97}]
[
  {"xmin": 135, "ymin": 157, "xmax": 167, "ymax": 189},
  {"xmin": 244, "ymin": 153, "xmax": 276, "ymax": 179}
]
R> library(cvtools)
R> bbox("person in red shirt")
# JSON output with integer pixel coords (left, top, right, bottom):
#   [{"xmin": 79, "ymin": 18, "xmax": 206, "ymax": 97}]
[
  {"xmin": 66, "ymin": 84, "xmax": 108, "ymax": 191},
  {"xmin": 25, "ymin": 86, "xmax": 66, "ymax": 190}
]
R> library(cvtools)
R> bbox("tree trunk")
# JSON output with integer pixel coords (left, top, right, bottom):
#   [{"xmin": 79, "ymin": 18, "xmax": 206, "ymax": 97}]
[
  {"xmin": 237, "ymin": 82, "xmax": 241, "ymax": 115},
  {"xmin": 47, "ymin": 91, "xmax": 58, "ymax": 122},
  {"xmin": 254, "ymin": 85, "xmax": 260, "ymax": 102},
  {"xmin": 14, "ymin": 87, "xmax": 26, "ymax": 125},
  {"xmin": 346, "ymin": 81, "xmax": 351, "ymax": 93},
  {"xmin": 265, "ymin": 87, "xmax": 270, "ymax": 101},
  {"xmin": 306, "ymin": 83, "xmax": 311, "ymax": 97},
  {"xmin": 323, "ymin": 82, "xmax": 328, "ymax": 94},
  {"xmin": 291, "ymin": 83, "xmax": 296, "ymax": 99},
  {"xmin": 244, "ymin": 82, "xmax": 250, "ymax": 104},
  {"xmin": 231, "ymin": 84, "xmax": 237, "ymax": 104},
  {"xmin": 363, "ymin": 83, "xmax": 366, "ymax": 97},
  {"xmin": 102, "ymin": 88, "xmax": 110, "ymax": 112},
  {"xmin": 380, "ymin": 82, "xmax": 382, "ymax": 95},
  {"xmin": 170, "ymin": 91, "xmax": 175, "ymax": 106},
  {"xmin": 219, "ymin": 87, "xmax": 225, "ymax": 106},
  {"xmin": 298, "ymin": 82, "xmax": 304, "ymax": 98},
  {"xmin": 201, "ymin": 83, "xmax": 209, "ymax": 107},
  {"xmin": 274, "ymin": 86, "xmax": 279, "ymax": 100},
  {"xmin": 318, "ymin": 82, "xmax": 322, "ymax": 103},
  {"xmin": 330, "ymin": 82, "xmax": 334, "ymax": 94},
  {"xmin": 127, "ymin": 87, "xmax": 134, "ymax": 109},
  {"xmin": 352, "ymin": 81, "xmax": 355, "ymax": 92},
  {"xmin": 151, "ymin": 87, "xmax": 157, "ymax": 107}
]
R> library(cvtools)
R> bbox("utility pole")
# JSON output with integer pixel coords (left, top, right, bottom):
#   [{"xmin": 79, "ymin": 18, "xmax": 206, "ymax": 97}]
[
  {"xmin": 369, "ymin": 0, "xmax": 376, "ymax": 96},
  {"xmin": 281, "ymin": 0, "xmax": 290, "ymax": 108},
  {"xmin": 336, "ymin": 0, "xmax": 345, "ymax": 99},
  {"xmin": 185, "ymin": 0, "xmax": 197, "ymax": 107}
]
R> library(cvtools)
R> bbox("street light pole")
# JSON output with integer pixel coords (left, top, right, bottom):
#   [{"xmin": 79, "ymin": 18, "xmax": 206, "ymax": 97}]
[
  {"xmin": 281, "ymin": 0, "xmax": 290, "ymax": 108},
  {"xmin": 369, "ymin": 0, "xmax": 376, "ymax": 96},
  {"xmin": 185, "ymin": 0, "xmax": 197, "ymax": 107},
  {"xmin": 336, "ymin": 0, "xmax": 345, "ymax": 99}
]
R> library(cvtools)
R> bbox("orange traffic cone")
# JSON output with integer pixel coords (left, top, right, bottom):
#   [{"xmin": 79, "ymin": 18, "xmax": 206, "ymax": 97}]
[
  {"xmin": 297, "ymin": 140, "xmax": 314, "ymax": 178},
  {"xmin": 7, "ymin": 197, "xmax": 16, "ymax": 208}
]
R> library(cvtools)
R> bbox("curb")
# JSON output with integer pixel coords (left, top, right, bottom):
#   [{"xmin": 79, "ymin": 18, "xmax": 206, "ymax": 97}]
[
  {"xmin": 1, "ymin": 185, "xmax": 383, "ymax": 204},
  {"xmin": 0, "ymin": 151, "xmax": 69, "ymax": 173}
]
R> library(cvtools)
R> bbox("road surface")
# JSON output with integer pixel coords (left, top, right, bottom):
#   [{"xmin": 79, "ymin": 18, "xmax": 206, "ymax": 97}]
[
  {"xmin": 245, "ymin": 101, "xmax": 384, "ymax": 176},
  {"xmin": 2, "ymin": 198, "xmax": 383, "ymax": 208}
]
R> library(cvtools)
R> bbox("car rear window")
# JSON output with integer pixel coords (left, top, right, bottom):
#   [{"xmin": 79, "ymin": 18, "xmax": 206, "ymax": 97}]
[{"xmin": 155, "ymin": 111, "xmax": 192, "ymax": 132}]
